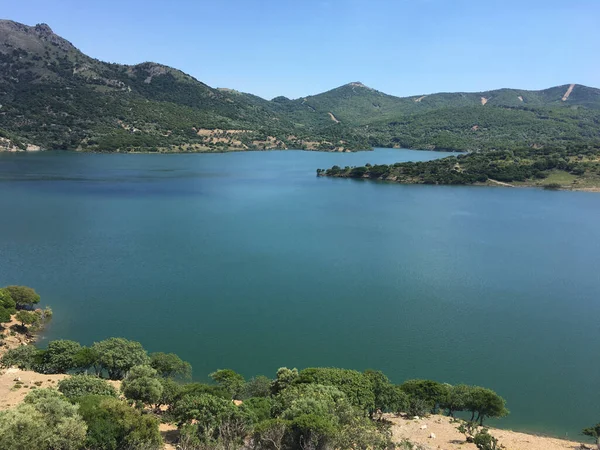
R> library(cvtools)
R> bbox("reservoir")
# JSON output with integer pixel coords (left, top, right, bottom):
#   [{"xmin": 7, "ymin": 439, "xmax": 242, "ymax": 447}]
[{"xmin": 1, "ymin": 148, "xmax": 599, "ymax": 439}]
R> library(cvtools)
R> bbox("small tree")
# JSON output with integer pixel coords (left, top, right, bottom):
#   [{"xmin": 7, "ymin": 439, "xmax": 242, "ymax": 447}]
[
  {"xmin": 457, "ymin": 420, "xmax": 478, "ymax": 443},
  {"xmin": 583, "ymin": 423, "xmax": 600, "ymax": 450},
  {"xmin": 0, "ymin": 389, "xmax": 88, "ymax": 450},
  {"xmin": 442, "ymin": 384, "xmax": 472, "ymax": 417},
  {"xmin": 0, "ymin": 306, "xmax": 11, "ymax": 325},
  {"xmin": 211, "ymin": 369, "xmax": 245, "ymax": 400},
  {"xmin": 72, "ymin": 347, "xmax": 101, "ymax": 376},
  {"xmin": 473, "ymin": 428, "xmax": 503, "ymax": 450},
  {"xmin": 121, "ymin": 365, "xmax": 163, "ymax": 408},
  {"xmin": 58, "ymin": 375, "xmax": 118, "ymax": 400},
  {"xmin": 271, "ymin": 367, "xmax": 299, "ymax": 395},
  {"xmin": 0, "ymin": 345, "xmax": 42, "ymax": 370},
  {"xmin": 0, "ymin": 289, "xmax": 16, "ymax": 326},
  {"xmin": 76, "ymin": 395, "xmax": 162, "ymax": 450},
  {"xmin": 92, "ymin": 337, "xmax": 149, "ymax": 380},
  {"xmin": 400, "ymin": 379, "xmax": 449, "ymax": 414},
  {"xmin": 150, "ymin": 352, "xmax": 192, "ymax": 379},
  {"xmin": 39, "ymin": 339, "xmax": 82, "ymax": 374},
  {"xmin": 243, "ymin": 375, "xmax": 272, "ymax": 399},
  {"xmin": 14, "ymin": 310, "xmax": 39, "ymax": 331},
  {"xmin": 253, "ymin": 418, "xmax": 289, "ymax": 450},
  {"xmin": 4, "ymin": 286, "xmax": 40, "ymax": 309},
  {"xmin": 467, "ymin": 387, "xmax": 509, "ymax": 425}
]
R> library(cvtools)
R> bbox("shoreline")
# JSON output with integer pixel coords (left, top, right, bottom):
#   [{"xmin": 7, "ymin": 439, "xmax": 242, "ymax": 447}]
[{"xmin": 322, "ymin": 173, "xmax": 600, "ymax": 193}]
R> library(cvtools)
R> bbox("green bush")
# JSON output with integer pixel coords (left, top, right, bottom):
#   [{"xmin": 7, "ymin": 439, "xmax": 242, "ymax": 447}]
[
  {"xmin": 76, "ymin": 395, "xmax": 162, "ymax": 450},
  {"xmin": 58, "ymin": 375, "xmax": 118, "ymax": 399}
]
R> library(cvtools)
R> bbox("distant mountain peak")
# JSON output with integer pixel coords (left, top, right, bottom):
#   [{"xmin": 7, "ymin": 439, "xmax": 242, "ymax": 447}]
[
  {"xmin": 0, "ymin": 19, "xmax": 75, "ymax": 52},
  {"xmin": 34, "ymin": 23, "xmax": 54, "ymax": 34},
  {"xmin": 347, "ymin": 81, "xmax": 369, "ymax": 88}
]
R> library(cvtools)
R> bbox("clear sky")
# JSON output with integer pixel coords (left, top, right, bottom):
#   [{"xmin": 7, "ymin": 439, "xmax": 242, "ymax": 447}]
[{"xmin": 3, "ymin": 0, "xmax": 599, "ymax": 99}]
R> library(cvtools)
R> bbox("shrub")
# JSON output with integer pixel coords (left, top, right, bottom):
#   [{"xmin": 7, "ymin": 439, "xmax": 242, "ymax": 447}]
[
  {"xmin": 77, "ymin": 395, "xmax": 162, "ymax": 450},
  {"xmin": 58, "ymin": 375, "xmax": 118, "ymax": 399},
  {"xmin": 0, "ymin": 345, "xmax": 42, "ymax": 370}
]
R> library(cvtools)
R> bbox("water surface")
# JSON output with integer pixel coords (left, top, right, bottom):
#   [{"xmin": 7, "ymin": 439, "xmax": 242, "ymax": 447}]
[{"xmin": 0, "ymin": 148, "xmax": 599, "ymax": 440}]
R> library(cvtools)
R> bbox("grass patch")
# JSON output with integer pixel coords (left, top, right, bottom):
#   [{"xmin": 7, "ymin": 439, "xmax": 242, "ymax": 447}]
[{"xmin": 539, "ymin": 170, "xmax": 577, "ymax": 186}]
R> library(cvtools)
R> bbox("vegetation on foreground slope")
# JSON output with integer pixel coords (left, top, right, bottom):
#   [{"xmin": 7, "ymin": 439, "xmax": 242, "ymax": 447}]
[
  {"xmin": 319, "ymin": 144, "xmax": 600, "ymax": 190},
  {"xmin": 1, "ymin": 20, "xmax": 600, "ymax": 154},
  {"xmin": 1, "ymin": 338, "xmax": 511, "ymax": 450},
  {"xmin": 1, "ymin": 287, "xmax": 599, "ymax": 449}
]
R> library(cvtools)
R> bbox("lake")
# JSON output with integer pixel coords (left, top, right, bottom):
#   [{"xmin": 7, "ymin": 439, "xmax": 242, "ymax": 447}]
[{"xmin": 1, "ymin": 148, "xmax": 599, "ymax": 439}]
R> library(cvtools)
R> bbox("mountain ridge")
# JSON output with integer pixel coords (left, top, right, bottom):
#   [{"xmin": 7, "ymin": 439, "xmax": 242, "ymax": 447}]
[{"xmin": 1, "ymin": 19, "xmax": 600, "ymax": 153}]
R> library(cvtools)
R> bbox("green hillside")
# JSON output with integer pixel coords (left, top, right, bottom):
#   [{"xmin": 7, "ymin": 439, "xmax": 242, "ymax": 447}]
[{"xmin": 1, "ymin": 19, "xmax": 600, "ymax": 153}]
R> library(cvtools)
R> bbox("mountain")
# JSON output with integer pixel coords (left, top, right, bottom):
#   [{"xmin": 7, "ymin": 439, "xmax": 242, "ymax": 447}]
[{"xmin": 1, "ymin": 19, "xmax": 600, "ymax": 153}]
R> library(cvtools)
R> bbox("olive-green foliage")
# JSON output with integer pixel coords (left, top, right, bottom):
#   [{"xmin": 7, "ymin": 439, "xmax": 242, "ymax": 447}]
[
  {"xmin": 38, "ymin": 339, "xmax": 82, "ymax": 374},
  {"xmin": 296, "ymin": 368, "xmax": 375, "ymax": 414},
  {"xmin": 583, "ymin": 423, "xmax": 600, "ymax": 447},
  {"xmin": 364, "ymin": 369, "xmax": 409, "ymax": 416},
  {"xmin": 467, "ymin": 387, "xmax": 509, "ymax": 425},
  {"xmin": 242, "ymin": 375, "xmax": 272, "ymax": 399},
  {"xmin": 275, "ymin": 384, "xmax": 356, "ymax": 425},
  {"xmin": 241, "ymin": 397, "xmax": 273, "ymax": 423},
  {"xmin": 15, "ymin": 310, "xmax": 40, "ymax": 328},
  {"xmin": 210, "ymin": 368, "xmax": 245, "ymax": 399},
  {"xmin": 0, "ymin": 288, "xmax": 16, "ymax": 324},
  {"xmin": 178, "ymin": 382, "xmax": 231, "ymax": 400},
  {"xmin": 400, "ymin": 379, "xmax": 449, "ymax": 413},
  {"xmin": 157, "ymin": 377, "xmax": 183, "ymax": 409},
  {"xmin": 252, "ymin": 418, "xmax": 290, "ymax": 450},
  {"xmin": 473, "ymin": 428, "xmax": 501, "ymax": 450},
  {"xmin": 0, "ymin": 388, "xmax": 87, "ymax": 450},
  {"xmin": 442, "ymin": 384, "xmax": 473, "ymax": 417},
  {"xmin": 72, "ymin": 346, "xmax": 101, "ymax": 375},
  {"xmin": 335, "ymin": 417, "xmax": 395, "ymax": 450},
  {"xmin": 92, "ymin": 337, "xmax": 150, "ymax": 380},
  {"xmin": 121, "ymin": 365, "xmax": 163, "ymax": 407},
  {"xmin": 173, "ymin": 392, "xmax": 252, "ymax": 449},
  {"xmin": 271, "ymin": 367, "xmax": 299, "ymax": 395},
  {"xmin": 0, "ymin": 306, "xmax": 11, "ymax": 324},
  {"xmin": 0, "ymin": 288, "xmax": 16, "ymax": 310},
  {"xmin": 76, "ymin": 395, "xmax": 163, "ymax": 450},
  {"xmin": 150, "ymin": 351, "xmax": 192, "ymax": 379},
  {"xmin": 0, "ymin": 344, "xmax": 42, "ymax": 370},
  {"xmin": 58, "ymin": 375, "xmax": 118, "ymax": 400},
  {"xmin": 4, "ymin": 285, "xmax": 40, "ymax": 308}
]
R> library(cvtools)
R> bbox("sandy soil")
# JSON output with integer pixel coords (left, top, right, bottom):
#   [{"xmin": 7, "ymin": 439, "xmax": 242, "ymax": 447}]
[
  {"xmin": 414, "ymin": 96, "xmax": 427, "ymax": 102},
  {"xmin": 387, "ymin": 414, "xmax": 590, "ymax": 450},
  {"xmin": 518, "ymin": 95, "xmax": 524, "ymax": 102},
  {"xmin": 0, "ymin": 368, "xmax": 67, "ymax": 410},
  {"xmin": 488, "ymin": 179, "xmax": 515, "ymax": 187},
  {"xmin": 328, "ymin": 112, "xmax": 340, "ymax": 123},
  {"xmin": 562, "ymin": 84, "xmax": 575, "ymax": 101},
  {"xmin": 159, "ymin": 423, "xmax": 178, "ymax": 450},
  {"xmin": 481, "ymin": 97, "xmax": 489, "ymax": 105},
  {"xmin": 0, "ymin": 316, "xmax": 36, "ymax": 358}
]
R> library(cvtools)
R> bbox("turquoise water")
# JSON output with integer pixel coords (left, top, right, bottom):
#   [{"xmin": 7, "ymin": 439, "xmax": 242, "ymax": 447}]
[{"xmin": 1, "ymin": 149, "xmax": 599, "ymax": 439}]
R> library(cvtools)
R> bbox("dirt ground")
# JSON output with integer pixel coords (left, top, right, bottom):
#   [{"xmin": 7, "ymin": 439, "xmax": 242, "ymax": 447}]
[
  {"xmin": 387, "ymin": 413, "xmax": 590, "ymax": 450},
  {"xmin": 0, "ymin": 367, "xmax": 68, "ymax": 410}
]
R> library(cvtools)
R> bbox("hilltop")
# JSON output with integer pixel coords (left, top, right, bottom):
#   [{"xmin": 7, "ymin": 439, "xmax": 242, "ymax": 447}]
[{"xmin": 1, "ymin": 19, "xmax": 600, "ymax": 153}]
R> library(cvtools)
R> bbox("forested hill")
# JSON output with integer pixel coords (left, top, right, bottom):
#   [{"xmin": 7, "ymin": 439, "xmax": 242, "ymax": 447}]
[{"xmin": 1, "ymin": 19, "xmax": 600, "ymax": 153}]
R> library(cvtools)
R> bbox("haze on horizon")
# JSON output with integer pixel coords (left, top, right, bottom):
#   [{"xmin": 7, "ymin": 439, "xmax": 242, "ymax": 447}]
[{"xmin": 3, "ymin": 0, "xmax": 600, "ymax": 100}]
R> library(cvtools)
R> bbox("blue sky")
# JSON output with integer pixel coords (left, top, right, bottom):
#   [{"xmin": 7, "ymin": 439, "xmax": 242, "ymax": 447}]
[{"xmin": 3, "ymin": 0, "xmax": 599, "ymax": 99}]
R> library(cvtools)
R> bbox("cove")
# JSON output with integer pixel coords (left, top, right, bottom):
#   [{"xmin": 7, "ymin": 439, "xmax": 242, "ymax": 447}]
[{"xmin": 0, "ymin": 148, "xmax": 599, "ymax": 440}]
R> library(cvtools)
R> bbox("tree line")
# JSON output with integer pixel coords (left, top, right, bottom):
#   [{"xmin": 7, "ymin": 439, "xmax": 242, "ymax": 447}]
[
  {"xmin": 319, "ymin": 143, "xmax": 600, "ymax": 187},
  {"xmin": 0, "ymin": 333, "xmax": 512, "ymax": 450}
]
